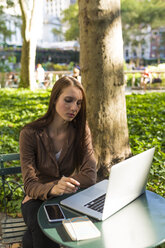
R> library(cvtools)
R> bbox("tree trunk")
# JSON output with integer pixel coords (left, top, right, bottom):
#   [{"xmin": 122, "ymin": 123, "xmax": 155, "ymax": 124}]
[
  {"xmin": 135, "ymin": 42, "xmax": 141, "ymax": 68},
  {"xmin": 19, "ymin": 0, "xmax": 43, "ymax": 89},
  {"xmin": 78, "ymin": 0, "xmax": 131, "ymax": 179}
]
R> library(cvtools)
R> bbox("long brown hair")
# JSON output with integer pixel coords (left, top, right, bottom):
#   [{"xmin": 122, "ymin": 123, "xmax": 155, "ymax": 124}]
[{"xmin": 24, "ymin": 76, "xmax": 87, "ymax": 169}]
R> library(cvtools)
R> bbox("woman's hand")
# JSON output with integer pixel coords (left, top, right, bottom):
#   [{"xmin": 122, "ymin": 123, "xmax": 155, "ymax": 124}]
[{"xmin": 50, "ymin": 176, "xmax": 80, "ymax": 196}]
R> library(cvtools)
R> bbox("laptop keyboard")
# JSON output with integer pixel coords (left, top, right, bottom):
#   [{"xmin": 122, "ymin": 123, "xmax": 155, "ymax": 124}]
[{"xmin": 84, "ymin": 194, "xmax": 106, "ymax": 213}]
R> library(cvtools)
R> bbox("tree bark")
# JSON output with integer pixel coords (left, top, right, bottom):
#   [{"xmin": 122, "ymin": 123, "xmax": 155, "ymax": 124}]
[
  {"xmin": 19, "ymin": 0, "xmax": 43, "ymax": 89},
  {"xmin": 78, "ymin": 0, "xmax": 131, "ymax": 179}
]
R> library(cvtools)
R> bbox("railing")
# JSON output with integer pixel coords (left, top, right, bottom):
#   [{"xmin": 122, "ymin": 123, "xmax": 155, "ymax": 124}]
[
  {"xmin": 0, "ymin": 71, "xmax": 72, "ymax": 88},
  {"xmin": 0, "ymin": 70, "xmax": 165, "ymax": 89}
]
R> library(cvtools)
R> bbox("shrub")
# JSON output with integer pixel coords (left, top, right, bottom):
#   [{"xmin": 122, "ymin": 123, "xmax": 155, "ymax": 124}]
[{"xmin": 126, "ymin": 93, "xmax": 165, "ymax": 197}]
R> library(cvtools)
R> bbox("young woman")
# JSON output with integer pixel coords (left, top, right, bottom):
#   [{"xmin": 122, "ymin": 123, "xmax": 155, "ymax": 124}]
[{"xmin": 19, "ymin": 76, "xmax": 97, "ymax": 248}]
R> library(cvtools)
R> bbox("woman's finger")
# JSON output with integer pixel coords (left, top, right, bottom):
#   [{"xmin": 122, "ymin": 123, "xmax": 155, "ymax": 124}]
[{"xmin": 61, "ymin": 176, "xmax": 80, "ymax": 187}]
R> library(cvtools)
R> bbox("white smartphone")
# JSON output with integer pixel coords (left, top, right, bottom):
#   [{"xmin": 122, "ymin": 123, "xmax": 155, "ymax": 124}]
[{"xmin": 44, "ymin": 203, "xmax": 66, "ymax": 222}]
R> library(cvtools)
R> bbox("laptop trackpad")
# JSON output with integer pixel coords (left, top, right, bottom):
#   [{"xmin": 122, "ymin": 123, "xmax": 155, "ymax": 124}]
[
  {"xmin": 84, "ymin": 187, "xmax": 105, "ymax": 197},
  {"xmin": 83, "ymin": 180, "xmax": 108, "ymax": 197}
]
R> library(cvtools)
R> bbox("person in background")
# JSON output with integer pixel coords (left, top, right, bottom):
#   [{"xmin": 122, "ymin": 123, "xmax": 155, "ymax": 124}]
[
  {"xmin": 19, "ymin": 76, "xmax": 97, "ymax": 248},
  {"xmin": 72, "ymin": 66, "xmax": 81, "ymax": 83},
  {"xmin": 140, "ymin": 68, "xmax": 152, "ymax": 91},
  {"xmin": 6, "ymin": 72, "xmax": 18, "ymax": 87},
  {"xmin": 36, "ymin": 64, "xmax": 45, "ymax": 88}
]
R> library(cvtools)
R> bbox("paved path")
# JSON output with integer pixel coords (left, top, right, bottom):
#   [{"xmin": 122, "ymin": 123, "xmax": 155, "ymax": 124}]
[{"xmin": 125, "ymin": 86, "xmax": 165, "ymax": 95}]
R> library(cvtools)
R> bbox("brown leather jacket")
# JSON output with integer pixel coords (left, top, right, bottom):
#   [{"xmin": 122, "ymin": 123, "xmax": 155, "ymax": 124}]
[{"xmin": 19, "ymin": 124, "xmax": 97, "ymax": 201}]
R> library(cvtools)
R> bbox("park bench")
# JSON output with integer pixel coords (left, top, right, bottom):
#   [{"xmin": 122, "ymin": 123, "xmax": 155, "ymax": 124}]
[{"xmin": 0, "ymin": 153, "xmax": 27, "ymax": 246}]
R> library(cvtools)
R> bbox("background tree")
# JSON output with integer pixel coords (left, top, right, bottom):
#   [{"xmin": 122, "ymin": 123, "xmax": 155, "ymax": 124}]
[
  {"xmin": 62, "ymin": 1, "xmax": 79, "ymax": 41},
  {"xmin": 0, "ymin": 1, "xmax": 15, "ymax": 47},
  {"xmin": 52, "ymin": 26, "xmax": 63, "ymax": 41},
  {"xmin": 63, "ymin": 0, "xmax": 165, "ymax": 66},
  {"xmin": 78, "ymin": 0, "xmax": 131, "ymax": 179},
  {"xmin": 121, "ymin": 0, "xmax": 165, "ymax": 66},
  {"xmin": 18, "ymin": 0, "xmax": 43, "ymax": 89}
]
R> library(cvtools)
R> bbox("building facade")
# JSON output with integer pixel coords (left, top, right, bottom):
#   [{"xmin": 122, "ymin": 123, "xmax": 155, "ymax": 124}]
[
  {"xmin": 123, "ymin": 26, "xmax": 165, "ymax": 65},
  {"xmin": 0, "ymin": 0, "xmax": 76, "ymax": 48},
  {"xmin": 1, "ymin": 0, "xmax": 165, "ymax": 63}
]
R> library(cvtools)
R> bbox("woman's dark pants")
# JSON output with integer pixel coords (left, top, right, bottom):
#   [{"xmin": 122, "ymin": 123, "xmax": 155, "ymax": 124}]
[{"xmin": 21, "ymin": 199, "xmax": 60, "ymax": 248}]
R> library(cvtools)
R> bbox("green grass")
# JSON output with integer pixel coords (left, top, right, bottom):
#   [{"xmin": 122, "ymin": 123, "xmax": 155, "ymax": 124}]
[
  {"xmin": 0, "ymin": 89, "xmax": 164, "ymax": 214},
  {"xmin": 0, "ymin": 88, "xmax": 51, "ymax": 153},
  {"xmin": 126, "ymin": 93, "xmax": 165, "ymax": 197}
]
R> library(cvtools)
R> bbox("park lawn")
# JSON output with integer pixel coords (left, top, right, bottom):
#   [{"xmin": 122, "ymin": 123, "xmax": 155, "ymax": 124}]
[
  {"xmin": 0, "ymin": 89, "xmax": 165, "ymax": 214},
  {"xmin": 126, "ymin": 92, "xmax": 165, "ymax": 197}
]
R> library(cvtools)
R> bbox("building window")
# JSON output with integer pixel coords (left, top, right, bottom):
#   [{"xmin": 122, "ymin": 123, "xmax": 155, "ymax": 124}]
[
  {"xmin": 133, "ymin": 50, "xmax": 137, "ymax": 57},
  {"xmin": 152, "ymin": 46, "xmax": 157, "ymax": 50},
  {"xmin": 125, "ymin": 49, "xmax": 129, "ymax": 57},
  {"xmin": 141, "ymin": 48, "xmax": 145, "ymax": 56}
]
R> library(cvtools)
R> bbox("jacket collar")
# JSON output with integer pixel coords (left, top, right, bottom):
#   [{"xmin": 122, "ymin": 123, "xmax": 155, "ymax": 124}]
[{"xmin": 38, "ymin": 124, "xmax": 75, "ymax": 164}]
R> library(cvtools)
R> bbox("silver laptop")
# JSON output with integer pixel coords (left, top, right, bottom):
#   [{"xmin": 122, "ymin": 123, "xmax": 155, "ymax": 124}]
[{"xmin": 60, "ymin": 147, "xmax": 155, "ymax": 221}]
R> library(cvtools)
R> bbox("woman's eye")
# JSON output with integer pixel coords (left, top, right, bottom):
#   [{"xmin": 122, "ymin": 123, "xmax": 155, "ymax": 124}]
[
  {"xmin": 64, "ymin": 98, "xmax": 82, "ymax": 106},
  {"xmin": 64, "ymin": 98, "xmax": 72, "ymax": 103}
]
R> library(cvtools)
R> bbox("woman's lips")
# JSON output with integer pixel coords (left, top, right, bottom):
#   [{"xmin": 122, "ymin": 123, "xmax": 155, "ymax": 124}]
[{"xmin": 67, "ymin": 113, "xmax": 75, "ymax": 118}]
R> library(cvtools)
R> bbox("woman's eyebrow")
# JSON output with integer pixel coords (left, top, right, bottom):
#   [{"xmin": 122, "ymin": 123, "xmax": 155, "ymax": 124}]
[
  {"xmin": 65, "ymin": 96, "xmax": 82, "ymax": 101},
  {"xmin": 64, "ymin": 96, "xmax": 74, "ymax": 98}
]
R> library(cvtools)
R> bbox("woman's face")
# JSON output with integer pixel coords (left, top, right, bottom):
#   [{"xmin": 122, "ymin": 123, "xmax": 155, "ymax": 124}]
[{"xmin": 55, "ymin": 85, "xmax": 83, "ymax": 122}]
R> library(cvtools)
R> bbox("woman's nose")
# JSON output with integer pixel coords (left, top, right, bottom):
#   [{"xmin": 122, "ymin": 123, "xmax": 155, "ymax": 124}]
[{"xmin": 71, "ymin": 102, "xmax": 78, "ymax": 112}]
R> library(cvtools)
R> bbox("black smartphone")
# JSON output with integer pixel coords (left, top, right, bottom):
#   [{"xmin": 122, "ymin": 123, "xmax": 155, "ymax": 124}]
[{"xmin": 44, "ymin": 203, "xmax": 66, "ymax": 222}]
